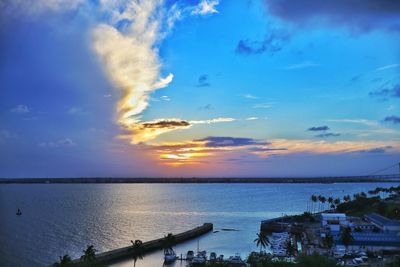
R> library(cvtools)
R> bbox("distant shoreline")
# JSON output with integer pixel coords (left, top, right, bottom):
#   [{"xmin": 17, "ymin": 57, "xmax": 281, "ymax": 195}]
[{"xmin": 0, "ymin": 176, "xmax": 399, "ymax": 184}]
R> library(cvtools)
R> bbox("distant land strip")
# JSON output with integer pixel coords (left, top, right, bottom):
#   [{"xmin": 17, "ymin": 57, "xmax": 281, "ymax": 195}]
[{"xmin": 0, "ymin": 175, "xmax": 399, "ymax": 184}]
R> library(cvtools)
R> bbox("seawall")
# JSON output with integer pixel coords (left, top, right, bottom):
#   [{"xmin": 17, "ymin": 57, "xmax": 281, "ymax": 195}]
[{"xmin": 58, "ymin": 223, "xmax": 213, "ymax": 266}]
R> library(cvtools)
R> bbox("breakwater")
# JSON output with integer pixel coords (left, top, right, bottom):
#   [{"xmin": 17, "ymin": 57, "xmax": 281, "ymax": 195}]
[{"xmin": 60, "ymin": 223, "xmax": 213, "ymax": 266}]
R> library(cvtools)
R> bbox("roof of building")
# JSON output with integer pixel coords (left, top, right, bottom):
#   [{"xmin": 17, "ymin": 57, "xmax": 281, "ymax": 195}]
[
  {"xmin": 321, "ymin": 213, "xmax": 346, "ymax": 218},
  {"xmin": 334, "ymin": 232, "xmax": 400, "ymax": 247},
  {"xmin": 366, "ymin": 213, "xmax": 400, "ymax": 227}
]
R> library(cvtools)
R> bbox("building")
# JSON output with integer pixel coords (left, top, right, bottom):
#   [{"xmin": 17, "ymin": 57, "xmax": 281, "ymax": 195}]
[
  {"xmin": 334, "ymin": 232, "xmax": 400, "ymax": 251},
  {"xmin": 365, "ymin": 213, "xmax": 400, "ymax": 232},
  {"xmin": 321, "ymin": 213, "xmax": 348, "ymax": 232}
]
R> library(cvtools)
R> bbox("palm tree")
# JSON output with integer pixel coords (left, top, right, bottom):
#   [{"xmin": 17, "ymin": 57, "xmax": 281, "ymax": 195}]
[
  {"xmin": 327, "ymin": 197, "xmax": 333, "ymax": 208},
  {"xmin": 80, "ymin": 245, "xmax": 96, "ymax": 262},
  {"xmin": 311, "ymin": 195, "xmax": 317, "ymax": 214},
  {"xmin": 321, "ymin": 196, "xmax": 327, "ymax": 211},
  {"xmin": 131, "ymin": 240, "xmax": 144, "ymax": 267},
  {"xmin": 318, "ymin": 195, "xmax": 323, "ymax": 212},
  {"xmin": 254, "ymin": 232, "xmax": 270, "ymax": 252},
  {"xmin": 161, "ymin": 233, "xmax": 176, "ymax": 255},
  {"xmin": 341, "ymin": 227, "xmax": 354, "ymax": 250}
]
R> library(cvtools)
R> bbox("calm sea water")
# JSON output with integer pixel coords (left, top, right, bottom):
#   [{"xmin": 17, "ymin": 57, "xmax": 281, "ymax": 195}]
[{"xmin": 0, "ymin": 183, "xmax": 397, "ymax": 267}]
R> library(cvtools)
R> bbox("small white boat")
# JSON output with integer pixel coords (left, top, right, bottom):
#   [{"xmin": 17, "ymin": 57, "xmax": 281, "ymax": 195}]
[
  {"xmin": 186, "ymin": 250, "xmax": 194, "ymax": 261},
  {"xmin": 191, "ymin": 251, "xmax": 206, "ymax": 266},
  {"xmin": 228, "ymin": 253, "xmax": 246, "ymax": 265},
  {"xmin": 210, "ymin": 252, "xmax": 217, "ymax": 261},
  {"xmin": 164, "ymin": 251, "xmax": 176, "ymax": 263}
]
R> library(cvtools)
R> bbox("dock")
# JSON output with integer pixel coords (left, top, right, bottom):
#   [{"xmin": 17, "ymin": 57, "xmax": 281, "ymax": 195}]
[{"xmin": 60, "ymin": 223, "xmax": 213, "ymax": 266}]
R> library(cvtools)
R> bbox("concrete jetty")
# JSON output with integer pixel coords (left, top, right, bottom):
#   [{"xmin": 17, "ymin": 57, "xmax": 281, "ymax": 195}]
[{"xmin": 58, "ymin": 223, "xmax": 213, "ymax": 266}]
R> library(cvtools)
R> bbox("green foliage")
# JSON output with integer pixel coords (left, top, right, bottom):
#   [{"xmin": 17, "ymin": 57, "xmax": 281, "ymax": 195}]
[
  {"xmin": 52, "ymin": 254, "xmax": 72, "ymax": 266},
  {"xmin": 341, "ymin": 227, "xmax": 354, "ymax": 248},
  {"xmin": 80, "ymin": 245, "xmax": 96, "ymax": 262},
  {"xmin": 254, "ymin": 232, "xmax": 270, "ymax": 251},
  {"xmin": 296, "ymin": 253, "xmax": 338, "ymax": 267},
  {"xmin": 161, "ymin": 233, "xmax": 176, "ymax": 255},
  {"xmin": 131, "ymin": 239, "xmax": 144, "ymax": 267}
]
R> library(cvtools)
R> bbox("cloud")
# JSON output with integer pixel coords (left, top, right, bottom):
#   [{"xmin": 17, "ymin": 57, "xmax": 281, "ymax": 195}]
[
  {"xmin": 67, "ymin": 107, "xmax": 88, "ymax": 115},
  {"xmin": 38, "ymin": 138, "xmax": 76, "ymax": 148},
  {"xmin": 122, "ymin": 117, "xmax": 235, "ymax": 143},
  {"xmin": 246, "ymin": 117, "xmax": 258, "ymax": 121},
  {"xmin": 283, "ymin": 61, "xmax": 320, "ymax": 70},
  {"xmin": 198, "ymin": 104, "xmax": 212, "ymax": 110},
  {"xmin": 196, "ymin": 136, "xmax": 269, "ymax": 147},
  {"xmin": 376, "ymin": 64, "xmax": 400, "ymax": 71},
  {"xmin": 358, "ymin": 146, "xmax": 393, "ymax": 154},
  {"xmin": 242, "ymin": 94, "xmax": 259, "ymax": 99},
  {"xmin": 369, "ymin": 84, "xmax": 400, "ymax": 100},
  {"xmin": 196, "ymin": 74, "xmax": 211, "ymax": 87},
  {"xmin": 253, "ymin": 103, "xmax": 273, "ymax": 109},
  {"xmin": 191, "ymin": 0, "xmax": 219, "ymax": 15},
  {"xmin": 10, "ymin": 104, "xmax": 30, "ymax": 114},
  {"xmin": 160, "ymin": 95, "xmax": 170, "ymax": 101},
  {"xmin": 315, "ymin": 133, "xmax": 341, "ymax": 138},
  {"xmin": 326, "ymin": 119, "xmax": 379, "ymax": 127},
  {"xmin": 383, "ymin": 115, "xmax": 400, "ymax": 124},
  {"xmin": 236, "ymin": 29, "xmax": 290, "ymax": 55},
  {"xmin": 307, "ymin": 125, "xmax": 329, "ymax": 131},
  {"xmin": 264, "ymin": 0, "xmax": 400, "ymax": 33}
]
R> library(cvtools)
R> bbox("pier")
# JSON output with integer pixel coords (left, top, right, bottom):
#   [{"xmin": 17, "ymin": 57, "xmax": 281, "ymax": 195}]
[{"xmin": 63, "ymin": 223, "xmax": 213, "ymax": 266}]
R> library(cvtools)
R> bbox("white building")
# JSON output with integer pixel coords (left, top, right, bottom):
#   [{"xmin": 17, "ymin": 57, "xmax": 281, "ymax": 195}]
[{"xmin": 321, "ymin": 213, "xmax": 348, "ymax": 232}]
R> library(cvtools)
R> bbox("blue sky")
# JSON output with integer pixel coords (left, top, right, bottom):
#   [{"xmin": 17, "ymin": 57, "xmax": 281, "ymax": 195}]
[{"xmin": 0, "ymin": 0, "xmax": 399, "ymax": 177}]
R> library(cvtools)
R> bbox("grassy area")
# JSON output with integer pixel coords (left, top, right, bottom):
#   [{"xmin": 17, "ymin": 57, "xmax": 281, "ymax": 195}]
[{"xmin": 336, "ymin": 196, "xmax": 400, "ymax": 219}]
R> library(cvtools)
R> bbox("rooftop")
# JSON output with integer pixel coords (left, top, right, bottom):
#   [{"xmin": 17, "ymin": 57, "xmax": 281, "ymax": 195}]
[{"xmin": 365, "ymin": 213, "xmax": 400, "ymax": 227}]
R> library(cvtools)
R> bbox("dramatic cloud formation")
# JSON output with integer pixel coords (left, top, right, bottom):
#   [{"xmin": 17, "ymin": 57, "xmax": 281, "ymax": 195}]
[
  {"xmin": 383, "ymin": 115, "xmax": 400, "ymax": 124},
  {"xmin": 369, "ymin": 84, "xmax": 400, "ymax": 100},
  {"xmin": 264, "ymin": 0, "xmax": 400, "ymax": 33},
  {"xmin": 196, "ymin": 74, "xmax": 211, "ymax": 87},
  {"xmin": 307, "ymin": 126, "xmax": 329, "ymax": 131},
  {"xmin": 236, "ymin": 29, "xmax": 290, "ymax": 55},
  {"xmin": 91, "ymin": 0, "xmax": 220, "ymax": 144}
]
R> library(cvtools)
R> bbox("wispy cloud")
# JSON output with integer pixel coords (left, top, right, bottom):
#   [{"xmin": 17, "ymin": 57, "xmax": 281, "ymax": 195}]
[
  {"xmin": 191, "ymin": 0, "xmax": 219, "ymax": 15},
  {"xmin": 369, "ymin": 83, "xmax": 400, "ymax": 100},
  {"xmin": 315, "ymin": 133, "xmax": 341, "ymax": 138},
  {"xmin": 282, "ymin": 61, "xmax": 320, "ymax": 70},
  {"xmin": 383, "ymin": 115, "xmax": 400, "ymax": 124},
  {"xmin": 241, "ymin": 94, "xmax": 259, "ymax": 99},
  {"xmin": 196, "ymin": 74, "xmax": 211, "ymax": 87},
  {"xmin": 246, "ymin": 117, "xmax": 258, "ymax": 121},
  {"xmin": 307, "ymin": 126, "xmax": 329, "ymax": 131},
  {"xmin": 67, "ymin": 107, "xmax": 88, "ymax": 115},
  {"xmin": 38, "ymin": 138, "xmax": 76, "ymax": 148},
  {"xmin": 326, "ymin": 119, "xmax": 379, "ymax": 127},
  {"xmin": 252, "ymin": 103, "xmax": 273, "ymax": 109},
  {"xmin": 236, "ymin": 29, "xmax": 290, "ymax": 55},
  {"xmin": 10, "ymin": 104, "xmax": 30, "ymax": 114},
  {"xmin": 376, "ymin": 64, "xmax": 400, "ymax": 71}
]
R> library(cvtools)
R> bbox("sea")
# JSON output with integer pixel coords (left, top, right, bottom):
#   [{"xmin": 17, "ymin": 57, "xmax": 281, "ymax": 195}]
[{"xmin": 0, "ymin": 182, "xmax": 397, "ymax": 267}]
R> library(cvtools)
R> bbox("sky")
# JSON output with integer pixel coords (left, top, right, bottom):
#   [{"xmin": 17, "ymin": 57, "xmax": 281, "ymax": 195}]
[{"xmin": 0, "ymin": 0, "xmax": 399, "ymax": 178}]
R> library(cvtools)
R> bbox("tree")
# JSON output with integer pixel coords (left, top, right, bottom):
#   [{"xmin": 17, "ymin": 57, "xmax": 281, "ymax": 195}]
[
  {"xmin": 161, "ymin": 233, "xmax": 176, "ymax": 255},
  {"xmin": 131, "ymin": 239, "xmax": 144, "ymax": 267},
  {"xmin": 254, "ymin": 232, "xmax": 270, "ymax": 252},
  {"xmin": 53, "ymin": 254, "xmax": 72, "ymax": 266},
  {"xmin": 321, "ymin": 196, "xmax": 327, "ymax": 211},
  {"xmin": 341, "ymin": 227, "xmax": 354, "ymax": 249},
  {"xmin": 324, "ymin": 234, "xmax": 334, "ymax": 250},
  {"xmin": 285, "ymin": 239, "xmax": 296, "ymax": 258},
  {"xmin": 80, "ymin": 245, "xmax": 96, "ymax": 263},
  {"xmin": 311, "ymin": 195, "xmax": 318, "ymax": 214}
]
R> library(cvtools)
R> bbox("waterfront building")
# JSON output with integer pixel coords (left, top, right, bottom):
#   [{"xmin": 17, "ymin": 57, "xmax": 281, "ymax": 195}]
[{"xmin": 364, "ymin": 213, "xmax": 400, "ymax": 233}]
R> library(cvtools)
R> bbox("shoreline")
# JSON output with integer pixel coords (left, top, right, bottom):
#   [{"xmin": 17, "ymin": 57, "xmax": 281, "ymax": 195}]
[{"xmin": 1, "ymin": 176, "xmax": 399, "ymax": 184}]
